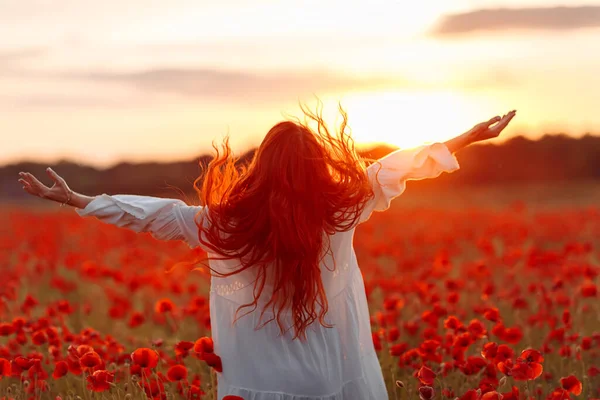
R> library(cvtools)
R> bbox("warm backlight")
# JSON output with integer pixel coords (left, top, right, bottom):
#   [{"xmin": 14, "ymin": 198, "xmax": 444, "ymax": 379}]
[{"xmin": 337, "ymin": 90, "xmax": 494, "ymax": 149}]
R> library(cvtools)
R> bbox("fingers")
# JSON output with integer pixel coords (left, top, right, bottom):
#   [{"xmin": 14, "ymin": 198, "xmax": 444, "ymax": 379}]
[
  {"xmin": 46, "ymin": 167, "xmax": 66, "ymax": 186},
  {"xmin": 18, "ymin": 172, "xmax": 50, "ymax": 195},
  {"xmin": 490, "ymin": 110, "xmax": 517, "ymax": 134},
  {"xmin": 488, "ymin": 116, "xmax": 502, "ymax": 125},
  {"xmin": 18, "ymin": 178, "xmax": 37, "ymax": 195},
  {"xmin": 477, "ymin": 116, "xmax": 501, "ymax": 130},
  {"xmin": 499, "ymin": 110, "xmax": 517, "ymax": 127},
  {"xmin": 18, "ymin": 178, "xmax": 31, "ymax": 189}
]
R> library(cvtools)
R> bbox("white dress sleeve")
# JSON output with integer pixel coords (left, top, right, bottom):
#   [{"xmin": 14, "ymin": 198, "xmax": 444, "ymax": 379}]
[
  {"xmin": 360, "ymin": 142, "xmax": 459, "ymax": 223},
  {"xmin": 75, "ymin": 194, "xmax": 204, "ymax": 248}
]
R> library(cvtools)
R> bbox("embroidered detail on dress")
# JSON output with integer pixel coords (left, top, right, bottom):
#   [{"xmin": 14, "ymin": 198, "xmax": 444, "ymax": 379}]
[
  {"xmin": 213, "ymin": 280, "xmax": 246, "ymax": 296},
  {"xmin": 332, "ymin": 261, "xmax": 349, "ymax": 278}
]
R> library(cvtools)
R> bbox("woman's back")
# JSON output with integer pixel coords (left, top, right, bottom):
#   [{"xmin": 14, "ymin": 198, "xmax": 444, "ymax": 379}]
[
  {"xmin": 194, "ymin": 142, "xmax": 461, "ymax": 399},
  {"xmin": 208, "ymin": 227, "xmax": 385, "ymax": 399}
]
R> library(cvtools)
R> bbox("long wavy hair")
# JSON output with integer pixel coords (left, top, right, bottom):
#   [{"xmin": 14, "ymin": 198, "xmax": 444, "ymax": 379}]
[{"xmin": 194, "ymin": 103, "xmax": 374, "ymax": 340}]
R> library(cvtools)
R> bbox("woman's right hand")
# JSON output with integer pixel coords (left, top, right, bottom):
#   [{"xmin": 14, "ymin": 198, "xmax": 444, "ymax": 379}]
[
  {"xmin": 467, "ymin": 110, "xmax": 517, "ymax": 144},
  {"xmin": 18, "ymin": 168, "xmax": 73, "ymax": 205}
]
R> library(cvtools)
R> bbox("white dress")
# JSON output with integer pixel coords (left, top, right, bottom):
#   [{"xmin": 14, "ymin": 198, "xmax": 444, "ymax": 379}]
[{"xmin": 76, "ymin": 143, "xmax": 459, "ymax": 400}]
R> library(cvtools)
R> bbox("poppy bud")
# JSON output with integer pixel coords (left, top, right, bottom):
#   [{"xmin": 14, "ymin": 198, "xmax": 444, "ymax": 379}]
[{"xmin": 419, "ymin": 386, "xmax": 435, "ymax": 400}]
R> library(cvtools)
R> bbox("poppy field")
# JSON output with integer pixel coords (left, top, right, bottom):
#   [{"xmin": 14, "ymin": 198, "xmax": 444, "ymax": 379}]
[{"xmin": 1, "ymin": 186, "xmax": 599, "ymax": 400}]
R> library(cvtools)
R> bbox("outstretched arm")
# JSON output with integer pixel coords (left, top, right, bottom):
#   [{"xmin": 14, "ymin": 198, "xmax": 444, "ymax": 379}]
[
  {"xmin": 359, "ymin": 110, "xmax": 517, "ymax": 223},
  {"xmin": 18, "ymin": 168, "xmax": 203, "ymax": 248},
  {"xmin": 19, "ymin": 168, "xmax": 94, "ymax": 209},
  {"xmin": 444, "ymin": 110, "xmax": 517, "ymax": 153}
]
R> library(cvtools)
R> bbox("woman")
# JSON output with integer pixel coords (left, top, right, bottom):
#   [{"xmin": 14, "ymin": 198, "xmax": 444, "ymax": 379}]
[{"xmin": 18, "ymin": 107, "xmax": 516, "ymax": 400}]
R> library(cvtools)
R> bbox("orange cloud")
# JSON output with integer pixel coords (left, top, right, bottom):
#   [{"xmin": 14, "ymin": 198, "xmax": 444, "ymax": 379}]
[
  {"xmin": 64, "ymin": 68, "xmax": 400, "ymax": 101},
  {"xmin": 431, "ymin": 6, "xmax": 600, "ymax": 35}
]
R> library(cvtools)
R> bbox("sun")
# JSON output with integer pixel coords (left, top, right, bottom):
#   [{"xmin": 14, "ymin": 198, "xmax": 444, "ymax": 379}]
[{"xmin": 329, "ymin": 90, "xmax": 493, "ymax": 149}]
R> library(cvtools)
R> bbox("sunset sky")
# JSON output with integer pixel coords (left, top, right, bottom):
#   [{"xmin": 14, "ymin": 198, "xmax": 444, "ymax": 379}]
[{"xmin": 2, "ymin": 0, "xmax": 600, "ymax": 167}]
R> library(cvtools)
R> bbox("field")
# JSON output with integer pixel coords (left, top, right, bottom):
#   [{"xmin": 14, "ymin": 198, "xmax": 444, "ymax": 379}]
[{"xmin": 1, "ymin": 182, "xmax": 599, "ymax": 400}]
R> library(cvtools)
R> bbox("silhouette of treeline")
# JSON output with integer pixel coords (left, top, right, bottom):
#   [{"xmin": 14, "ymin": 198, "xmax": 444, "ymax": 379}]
[{"xmin": 2, "ymin": 134, "xmax": 600, "ymax": 202}]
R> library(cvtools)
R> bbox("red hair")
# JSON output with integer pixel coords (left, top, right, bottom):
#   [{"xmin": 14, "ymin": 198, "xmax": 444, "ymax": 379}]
[{"xmin": 194, "ymin": 103, "xmax": 374, "ymax": 340}]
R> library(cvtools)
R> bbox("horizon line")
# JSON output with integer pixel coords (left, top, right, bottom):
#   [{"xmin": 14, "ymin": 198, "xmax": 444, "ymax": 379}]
[{"xmin": 2, "ymin": 131, "xmax": 597, "ymax": 170}]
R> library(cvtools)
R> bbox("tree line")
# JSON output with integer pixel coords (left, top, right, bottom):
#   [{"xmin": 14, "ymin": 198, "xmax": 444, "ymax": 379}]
[{"xmin": 2, "ymin": 134, "xmax": 599, "ymax": 202}]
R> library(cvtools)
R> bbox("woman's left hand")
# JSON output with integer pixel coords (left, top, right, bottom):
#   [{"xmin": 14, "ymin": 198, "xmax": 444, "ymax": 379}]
[{"xmin": 18, "ymin": 168, "xmax": 72, "ymax": 204}]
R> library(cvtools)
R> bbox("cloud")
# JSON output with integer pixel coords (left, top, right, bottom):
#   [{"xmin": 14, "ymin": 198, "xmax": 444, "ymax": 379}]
[
  {"xmin": 63, "ymin": 67, "xmax": 401, "ymax": 102},
  {"xmin": 0, "ymin": 48, "xmax": 45, "ymax": 65},
  {"xmin": 0, "ymin": 48, "xmax": 46, "ymax": 77},
  {"xmin": 431, "ymin": 6, "xmax": 600, "ymax": 36},
  {"xmin": 0, "ymin": 67, "xmax": 404, "ymax": 109},
  {"xmin": 0, "ymin": 94, "xmax": 141, "ymax": 109}
]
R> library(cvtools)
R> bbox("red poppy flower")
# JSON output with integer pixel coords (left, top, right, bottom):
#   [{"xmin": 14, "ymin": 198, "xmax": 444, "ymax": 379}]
[
  {"xmin": 73, "ymin": 345, "xmax": 94, "ymax": 358},
  {"xmin": 143, "ymin": 379, "xmax": 165, "ymax": 399},
  {"xmin": 481, "ymin": 342, "xmax": 498, "ymax": 361},
  {"xmin": 481, "ymin": 391, "xmax": 502, "ymax": 400},
  {"xmin": 52, "ymin": 361, "xmax": 68, "ymax": 379},
  {"xmin": 547, "ymin": 389, "xmax": 571, "ymax": 400},
  {"xmin": 444, "ymin": 315, "xmax": 462, "ymax": 330},
  {"xmin": 131, "ymin": 348, "xmax": 159, "ymax": 369},
  {"xmin": 372, "ymin": 333, "xmax": 382, "ymax": 351},
  {"xmin": 175, "ymin": 341, "xmax": 195, "ymax": 357},
  {"xmin": 12, "ymin": 317, "xmax": 25, "ymax": 331},
  {"xmin": 581, "ymin": 336, "xmax": 593, "ymax": 350},
  {"xmin": 417, "ymin": 340, "xmax": 442, "ymax": 363},
  {"xmin": 201, "ymin": 352, "xmax": 222, "ymax": 373},
  {"xmin": 28, "ymin": 358, "xmax": 48, "ymax": 380},
  {"xmin": 588, "ymin": 366, "xmax": 600, "ymax": 377},
  {"xmin": 460, "ymin": 356, "xmax": 487, "ymax": 375},
  {"xmin": 483, "ymin": 307, "xmax": 500, "ymax": 322},
  {"xmin": 86, "ymin": 370, "xmax": 114, "ymax": 392},
  {"xmin": 189, "ymin": 385, "xmax": 205, "ymax": 398},
  {"xmin": 453, "ymin": 332, "xmax": 472, "ymax": 348},
  {"xmin": 560, "ymin": 375, "xmax": 582, "ymax": 395},
  {"xmin": 467, "ymin": 319, "xmax": 487, "ymax": 339},
  {"xmin": 66, "ymin": 355, "xmax": 82, "ymax": 376},
  {"xmin": 155, "ymin": 298, "xmax": 176, "ymax": 314},
  {"xmin": 13, "ymin": 356, "xmax": 34, "ymax": 370},
  {"xmin": 502, "ymin": 327, "xmax": 524, "ymax": 344},
  {"xmin": 57, "ymin": 300, "xmax": 74, "ymax": 314},
  {"xmin": 166, "ymin": 365, "xmax": 188, "ymax": 382},
  {"xmin": 417, "ymin": 366, "xmax": 436, "ymax": 385},
  {"xmin": 495, "ymin": 344, "xmax": 514, "ymax": 363},
  {"xmin": 389, "ymin": 343, "xmax": 408, "ymax": 357},
  {"xmin": 128, "ymin": 312, "xmax": 145, "ymax": 328},
  {"xmin": 447, "ymin": 292, "xmax": 460, "ymax": 304},
  {"xmin": 501, "ymin": 386, "xmax": 520, "ymax": 400},
  {"xmin": 0, "ymin": 358, "xmax": 11, "ymax": 377},
  {"xmin": 581, "ymin": 281, "xmax": 597, "ymax": 297},
  {"xmin": 32, "ymin": 330, "xmax": 47, "ymax": 345},
  {"xmin": 21, "ymin": 294, "xmax": 38, "ymax": 311},
  {"xmin": 0, "ymin": 323, "xmax": 14, "ymax": 336},
  {"xmin": 193, "ymin": 337, "xmax": 214, "ymax": 355},
  {"xmin": 501, "ymin": 349, "xmax": 544, "ymax": 381},
  {"xmin": 387, "ymin": 327, "xmax": 400, "ymax": 342},
  {"xmin": 79, "ymin": 351, "xmax": 103, "ymax": 369}
]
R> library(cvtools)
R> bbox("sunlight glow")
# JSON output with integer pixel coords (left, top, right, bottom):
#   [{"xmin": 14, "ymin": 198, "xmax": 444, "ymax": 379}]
[{"xmin": 329, "ymin": 91, "xmax": 493, "ymax": 149}]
